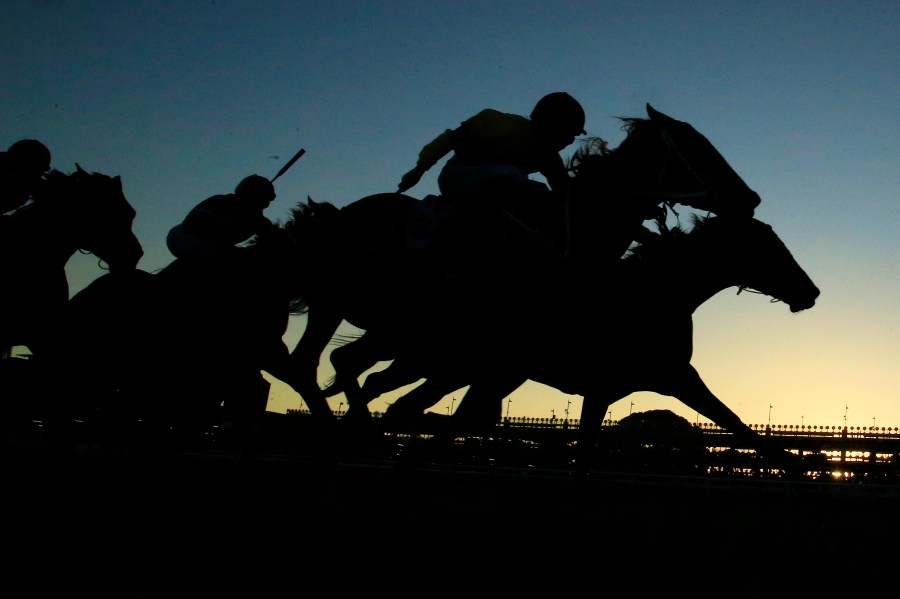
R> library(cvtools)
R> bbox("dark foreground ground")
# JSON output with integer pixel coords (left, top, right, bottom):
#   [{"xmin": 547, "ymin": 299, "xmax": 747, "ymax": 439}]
[{"xmin": 3, "ymin": 443, "xmax": 900, "ymax": 599}]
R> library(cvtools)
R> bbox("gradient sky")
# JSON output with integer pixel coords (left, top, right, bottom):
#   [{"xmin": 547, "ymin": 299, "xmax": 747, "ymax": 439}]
[{"xmin": 5, "ymin": 1, "xmax": 900, "ymax": 428}]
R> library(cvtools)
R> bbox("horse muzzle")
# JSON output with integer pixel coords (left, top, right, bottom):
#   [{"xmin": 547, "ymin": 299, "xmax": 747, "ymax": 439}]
[
  {"xmin": 100, "ymin": 233, "xmax": 144, "ymax": 272},
  {"xmin": 789, "ymin": 285, "xmax": 820, "ymax": 313}
]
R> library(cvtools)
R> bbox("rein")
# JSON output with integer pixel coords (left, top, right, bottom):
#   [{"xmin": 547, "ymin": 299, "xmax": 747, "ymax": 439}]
[
  {"xmin": 77, "ymin": 248, "xmax": 111, "ymax": 271},
  {"xmin": 737, "ymin": 285, "xmax": 782, "ymax": 303}
]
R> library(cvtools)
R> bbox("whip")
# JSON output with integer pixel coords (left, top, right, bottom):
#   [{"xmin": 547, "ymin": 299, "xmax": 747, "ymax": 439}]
[{"xmin": 271, "ymin": 147, "xmax": 306, "ymax": 182}]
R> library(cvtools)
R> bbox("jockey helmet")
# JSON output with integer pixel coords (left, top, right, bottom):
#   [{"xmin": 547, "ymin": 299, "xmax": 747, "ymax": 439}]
[
  {"xmin": 531, "ymin": 92, "xmax": 586, "ymax": 137},
  {"xmin": 7, "ymin": 139, "xmax": 51, "ymax": 177},
  {"xmin": 235, "ymin": 174, "xmax": 276, "ymax": 203}
]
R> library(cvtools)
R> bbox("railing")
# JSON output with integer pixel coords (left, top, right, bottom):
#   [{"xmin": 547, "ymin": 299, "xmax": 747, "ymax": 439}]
[
  {"xmin": 280, "ymin": 408, "xmax": 900, "ymax": 481},
  {"xmin": 284, "ymin": 408, "xmax": 900, "ymax": 436}
]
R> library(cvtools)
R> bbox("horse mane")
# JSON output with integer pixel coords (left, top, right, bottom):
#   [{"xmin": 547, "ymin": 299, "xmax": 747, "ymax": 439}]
[
  {"xmin": 566, "ymin": 117, "xmax": 654, "ymax": 172},
  {"xmin": 283, "ymin": 196, "xmax": 340, "ymax": 234},
  {"xmin": 14, "ymin": 168, "xmax": 67, "ymax": 210},
  {"xmin": 24, "ymin": 166, "xmax": 118, "ymax": 216},
  {"xmin": 625, "ymin": 213, "xmax": 711, "ymax": 261},
  {"xmin": 567, "ymin": 135, "xmax": 612, "ymax": 169},
  {"xmin": 42, "ymin": 166, "xmax": 97, "ymax": 193},
  {"xmin": 239, "ymin": 197, "xmax": 341, "ymax": 316},
  {"xmin": 2, "ymin": 169, "xmax": 72, "ymax": 233},
  {"xmin": 43, "ymin": 168, "xmax": 69, "ymax": 185}
]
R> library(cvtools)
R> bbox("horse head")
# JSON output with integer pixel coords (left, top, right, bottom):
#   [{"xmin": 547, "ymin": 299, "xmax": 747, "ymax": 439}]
[
  {"xmin": 69, "ymin": 164, "xmax": 143, "ymax": 271},
  {"xmin": 704, "ymin": 215, "xmax": 819, "ymax": 313},
  {"xmin": 644, "ymin": 104, "xmax": 761, "ymax": 219},
  {"xmin": 566, "ymin": 105, "xmax": 764, "ymax": 265}
]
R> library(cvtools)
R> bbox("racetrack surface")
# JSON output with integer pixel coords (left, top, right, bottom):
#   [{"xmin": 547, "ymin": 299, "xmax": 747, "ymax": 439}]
[{"xmin": 3, "ymin": 449, "xmax": 898, "ymax": 598}]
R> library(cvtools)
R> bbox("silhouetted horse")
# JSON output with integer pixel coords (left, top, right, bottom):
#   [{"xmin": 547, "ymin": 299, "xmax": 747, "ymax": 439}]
[
  {"xmin": 346, "ymin": 214, "xmax": 820, "ymax": 472},
  {"xmin": 43, "ymin": 210, "xmax": 316, "ymax": 456},
  {"xmin": 284, "ymin": 105, "xmax": 763, "ymax": 423},
  {"xmin": 0, "ymin": 165, "xmax": 143, "ymax": 358}
]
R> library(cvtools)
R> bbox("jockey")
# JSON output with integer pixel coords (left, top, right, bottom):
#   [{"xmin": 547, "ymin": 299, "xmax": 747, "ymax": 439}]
[
  {"xmin": 166, "ymin": 174, "xmax": 277, "ymax": 259},
  {"xmin": 397, "ymin": 92, "xmax": 586, "ymax": 200},
  {"xmin": 0, "ymin": 139, "xmax": 52, "ymax": 215}
]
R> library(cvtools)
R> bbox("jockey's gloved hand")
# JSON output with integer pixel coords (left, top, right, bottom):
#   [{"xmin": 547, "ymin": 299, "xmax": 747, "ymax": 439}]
[
  {"xmin": 254, "ymin": 216, "xmax": 278, "ymax": 237},
  {"xmin": 398, "ymin": 165, "xmax": 427, "ymax": 193}
]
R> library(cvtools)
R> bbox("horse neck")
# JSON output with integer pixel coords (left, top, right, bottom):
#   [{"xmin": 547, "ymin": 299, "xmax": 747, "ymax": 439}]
[
  {"xmin": 633, "ymin": 240, "xmax": 743, "ymax": 315},
  {"xmin": 7, "ymin": 203, "xmax": 82, "ymax": 267},
  {"xmin": 677, "ymin": 267, "xmax": 737, "ymax": 313},
  {"xmin": 567, "ymin": 172, "xmax": 662, "ymax": 266}
]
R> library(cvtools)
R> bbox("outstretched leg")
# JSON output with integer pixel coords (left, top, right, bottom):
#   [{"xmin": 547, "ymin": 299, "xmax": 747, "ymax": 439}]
[
  {"xmin": 328, "ymin": 330, "xmax": 413, "ymax": 460},
  {"xmin": 359, "ymin": 358, "xmax": 428, "ymax": 404},
  {"xmin": 285, "ymin": 309, "xmax": 342, "ymax": 421},
  {"xmin": 220, "ymin": 372, "xmax": 271, "ymax": 463},
  {"xmin": 660, "ymin": 365, "xmax": 802, "ymax": 473},
  {"xmin": 451, "ymin": 374, "xmax": 525, "ymax": 433},
  {"xmin": 379, "ymin": 374, "xmax": 465, "ymax": 431},
  {"xmin": 329, "ymin": 330, "xmax": 395, "ymax": 418},
  {"xmin": 283, "ymin": 309, "xmax": 345, "ymax": 468},
  {"xmin": 392, "ymin": 374, "xmax": 524, "ymax": 472},
  {"xmin": 576, "ymin": 392, "xmax": 616, "ymax": 481}
]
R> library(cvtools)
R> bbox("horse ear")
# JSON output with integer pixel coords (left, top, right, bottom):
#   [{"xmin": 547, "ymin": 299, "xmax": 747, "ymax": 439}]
[
  {"xmin": 307, "ymin": 195, "xmax": 319, "ymax": 208},
  {"xmin": 646, "ymin": 103, "xmax": 676, "ymax": 125},
  {"xmin": 75, "ymin": 163, "xmax": 87, "ymax": 174},
  {"xmin": 114, "ymin": 175, "xmax": 123, "ymax": 189}
]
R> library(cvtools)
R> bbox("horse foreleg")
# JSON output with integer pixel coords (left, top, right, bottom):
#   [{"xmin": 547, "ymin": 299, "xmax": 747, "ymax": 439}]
[
  {"xmin": 381, "ymin": 374, "xmax": 466, "ymax": 430},
  {"xmin": 285, "ymin": 310, "xmax": 342, "ymax": 421},
  {"xmin": 395, "ymin": 375, "xmax": 523, "ymax": 471},
  {"xmin": 575, "ymin": 392, "xmax": 616, "ymax": 480},
  {"xmin": 360, "ymin": 358, "xmax": 429, "ymax": 404},
  {"xmin": 219, "ymin": 372, "xmax": 271, "ymax": 463},
  {"xmin": 452, "ymin": 375, "xmax": 525, "ymax": 433},
  {"xmin": 329, "ymin": 332, "xmax": 394, "ymax": 419},
  {"xmin": 665, "ymin": 365, "xmax": 800, "ymax": 472},
  {"xmin": 329, "ymin": 331, "xmax": 413, "ymax": 461}
]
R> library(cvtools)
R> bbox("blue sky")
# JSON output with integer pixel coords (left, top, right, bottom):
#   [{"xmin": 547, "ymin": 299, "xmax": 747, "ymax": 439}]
[{"xmin": 4, "ymin": 1, "xmax": 900, "ymax": 428}]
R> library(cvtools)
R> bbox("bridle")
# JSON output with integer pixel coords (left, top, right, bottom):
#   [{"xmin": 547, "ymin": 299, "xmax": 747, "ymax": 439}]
[
  {"xmin": 626, "ymin": 122, "xmax": 718, "ymax": 209},
  {"xmin": 77, "ymin": 248, "xmax": 111, "ymax": 271},
  {"xmin": 737, "ymin": 285, "xmax": 782, "ymax": 303}
]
